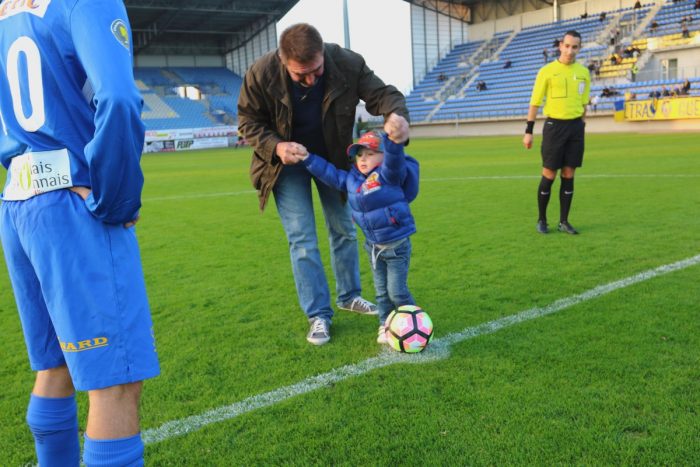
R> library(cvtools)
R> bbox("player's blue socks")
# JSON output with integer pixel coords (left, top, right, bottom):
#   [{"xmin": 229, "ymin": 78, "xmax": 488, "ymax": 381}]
[
  {"xmin": 83, "ymin": 433, "xmax": 145, "ymax": 467},
  {"xmin": 26, "ymin": 393, "xmax": 80, "ymax": 467}
]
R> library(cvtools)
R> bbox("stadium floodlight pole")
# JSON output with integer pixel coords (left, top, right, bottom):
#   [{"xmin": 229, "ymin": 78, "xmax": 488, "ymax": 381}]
[{"xmin": 343, "ymin": 0, "xmax": 351, "ymax": 49}]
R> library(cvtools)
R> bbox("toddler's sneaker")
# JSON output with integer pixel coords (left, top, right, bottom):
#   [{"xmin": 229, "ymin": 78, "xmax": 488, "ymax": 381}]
[{"xmin": 377, "ymin": 325, "xmax": 389, "ymax": 345}]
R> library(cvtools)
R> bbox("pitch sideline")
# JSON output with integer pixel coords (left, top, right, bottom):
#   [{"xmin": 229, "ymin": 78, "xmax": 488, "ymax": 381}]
[{"xmin": 142, "ymin": 253, "xmax": 700, "ymax": 445}]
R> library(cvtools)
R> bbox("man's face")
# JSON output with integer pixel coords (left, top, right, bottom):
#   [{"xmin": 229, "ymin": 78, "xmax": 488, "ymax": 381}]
[
  {"xmin": 284, "ymin": 53, "xmax": 324, "ymax": 87},
  {"xmin": 558, "ymin": 35, "xmax": 581, "ymax": 64}
]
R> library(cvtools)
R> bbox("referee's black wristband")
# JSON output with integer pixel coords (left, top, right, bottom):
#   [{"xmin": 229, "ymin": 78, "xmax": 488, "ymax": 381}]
[{"xmin": 525, "ymin": 121, "xmax": 535, "ymax": 134}]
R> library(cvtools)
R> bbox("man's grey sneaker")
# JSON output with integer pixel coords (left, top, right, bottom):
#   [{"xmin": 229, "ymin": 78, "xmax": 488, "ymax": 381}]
[
  {"xmin": 558, "ymin": 221, "xmax": 579, "ymax": 235},
  {"xmin": 338, "ymin": 296, "xmax": 378, "ymax": 315},
  {"xmin": 536, "ymin": 220, "xmax": 549, "ymax": 234},
  {"xmin": 306, "ymin": 317, "xmax": 331, "ymax": 345},
  {"xmin": 377, "ymin": 325, "xmax": 389, "ymax": 345}
]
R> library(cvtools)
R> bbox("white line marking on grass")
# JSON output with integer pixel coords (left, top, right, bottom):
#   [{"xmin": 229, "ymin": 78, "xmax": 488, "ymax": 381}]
[
  {"xmin": 142, "ymin": 174, "xmax": 699, "ymax": 202},
  {"xmin": 142, "ymin": 254, "xmax": 700, "ymax": 445},
  {"xmin": 425, "ymin": 174, "xmax": 700, "ymax": 182}
]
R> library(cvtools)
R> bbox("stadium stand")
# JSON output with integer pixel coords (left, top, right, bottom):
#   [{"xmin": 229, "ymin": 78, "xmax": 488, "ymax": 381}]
[
  {"xmin": 407, "ymin": 1, "xmax": 700, "ymax": 122},
  {"xmin": 134, "ymin": 67, "xmax": 242, "ymax": 130}
]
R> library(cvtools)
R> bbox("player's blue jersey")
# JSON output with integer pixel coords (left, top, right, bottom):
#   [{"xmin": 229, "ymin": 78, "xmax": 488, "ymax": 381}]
[{"xmin": 0, "ymin": 0, "xmax": 146, "ymax": 224}]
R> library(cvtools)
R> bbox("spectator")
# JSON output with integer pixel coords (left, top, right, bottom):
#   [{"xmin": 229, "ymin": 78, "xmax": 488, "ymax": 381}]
[
  {"xmin": 681, "ymin": 79, "xmax": 691, "ymax": 95},
  {"xmin": 601, "ymin": 86, "xmax": 619, "ymax": 98},
  {"xmin": 503, "ymin": 59, "xmax": 512, "ymax": 69},
  {"xmin": 237, "ymin": 23, "xmax": 410, "ymax": 345}
]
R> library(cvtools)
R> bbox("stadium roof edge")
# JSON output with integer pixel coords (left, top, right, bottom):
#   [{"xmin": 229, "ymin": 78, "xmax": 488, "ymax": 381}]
[{"xmin": 125, "ymin": 0, "xmax": 299, "ymax": 56}]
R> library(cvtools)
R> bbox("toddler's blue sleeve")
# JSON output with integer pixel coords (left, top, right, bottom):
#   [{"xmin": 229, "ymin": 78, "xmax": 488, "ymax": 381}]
[{"xmin": 303, "ymin": 154, "xmax": 349, "ymax": 192}]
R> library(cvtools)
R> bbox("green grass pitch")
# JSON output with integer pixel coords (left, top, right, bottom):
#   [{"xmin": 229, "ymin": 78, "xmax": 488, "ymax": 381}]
[{"xmin": 1, "ymin": 132, "xmax": 699, "ymax": 465}]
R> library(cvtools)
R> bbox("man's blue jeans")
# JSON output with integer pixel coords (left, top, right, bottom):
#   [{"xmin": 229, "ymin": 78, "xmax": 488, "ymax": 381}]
[
  {"xmin": 273, "ymin": 164, "xmax": 362, "ymax": 321},
  {"xmin": 364, "ymin": 237, "xmax": 415, "ymax": 325}
]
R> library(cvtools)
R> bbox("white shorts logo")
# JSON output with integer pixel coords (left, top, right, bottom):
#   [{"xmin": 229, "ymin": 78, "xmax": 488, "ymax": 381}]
[{"xmin": 3, "ymin": 149, "xmax": 73, "ymax": 200}]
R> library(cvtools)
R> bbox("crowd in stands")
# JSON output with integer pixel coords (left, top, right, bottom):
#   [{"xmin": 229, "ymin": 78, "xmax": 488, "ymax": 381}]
[
  {"xmin": 647, "ymin": 79, "xmax": 692, "ymax": 98},
  {"xmin": 405, "ymin": 0, "xmax": 700, "ymax": 121}
]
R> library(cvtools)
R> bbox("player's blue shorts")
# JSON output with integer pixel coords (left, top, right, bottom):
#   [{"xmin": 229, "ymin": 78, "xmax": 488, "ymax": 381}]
[{"xmin": 0, "ymin": 189, "xmax": 160, "ymax": 391}]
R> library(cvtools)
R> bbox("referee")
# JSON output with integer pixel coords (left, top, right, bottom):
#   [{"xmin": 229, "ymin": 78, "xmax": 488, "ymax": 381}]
[{"xmin": 523, "ymin": 30, "xmax": 590, "ymax": 234}]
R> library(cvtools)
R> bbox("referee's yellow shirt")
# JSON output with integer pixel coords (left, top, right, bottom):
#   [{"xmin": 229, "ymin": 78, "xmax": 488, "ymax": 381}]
[{"xmin": 529, "ymin": 60, "xmax": 591, "ymax": 120}]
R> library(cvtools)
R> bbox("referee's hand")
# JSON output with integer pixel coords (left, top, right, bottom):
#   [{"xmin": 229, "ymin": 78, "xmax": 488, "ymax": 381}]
[{"xmin": 522, "ymin": 133, "xmax": 533, "ymax": 149}]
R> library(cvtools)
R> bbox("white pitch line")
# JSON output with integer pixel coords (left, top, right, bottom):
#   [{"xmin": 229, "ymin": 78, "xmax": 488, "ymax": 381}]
[
  {"xmin": 425, "ymin": 174, "xmax": 700, "ymax": 182},
  {"xmin": 142, "ymin": 174, "xmax": 699, "ymax": 202},
  {"xmin": 142, "ymin": 253, "xmax": 700, "ymax": 445}
]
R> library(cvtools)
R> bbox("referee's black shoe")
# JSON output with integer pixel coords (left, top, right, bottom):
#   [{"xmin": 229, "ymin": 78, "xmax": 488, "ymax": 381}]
[
  {"xmin": 558, "ymin": 221, "xmax": 579, "ymax": 235},
  {"xmin": 536, "ymin": 220, "xmax": 549, "ymax": 234}
]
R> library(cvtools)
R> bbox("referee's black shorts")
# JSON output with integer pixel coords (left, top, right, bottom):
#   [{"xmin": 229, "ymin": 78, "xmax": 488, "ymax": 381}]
[{"xmin": 540, "ymin": 117, "xmax": 585, "ymax": 170}]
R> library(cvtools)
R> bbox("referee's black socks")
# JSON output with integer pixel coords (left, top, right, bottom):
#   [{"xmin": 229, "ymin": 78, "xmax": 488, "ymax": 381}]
[
  {"xmin": 560, "ymin": 177, "xmax": 574, "ymax": 222},
  {"xmin": 537, "ymin": 176, "xmax": 554, "ymax": 222}
]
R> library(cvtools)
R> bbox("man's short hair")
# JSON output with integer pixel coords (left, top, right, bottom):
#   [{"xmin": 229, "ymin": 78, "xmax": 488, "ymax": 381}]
[
  {"xmin": 564, "ymin": 30, "xmax": 582, "ymax": 41},
  {"xmin": 279, "ymin": 23, "xmax": 324, "ymax": 63}
]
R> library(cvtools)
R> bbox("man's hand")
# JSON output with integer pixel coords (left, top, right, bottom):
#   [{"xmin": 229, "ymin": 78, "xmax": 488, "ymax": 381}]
[
  {"xmin": 69, "ymin": 186, "xmax": 139, "ymax": 228},
  {"xmin": 384, "ymin": 113, "xmax": 409, "ymax": 144},
  {"xmin": 276, "ymin": 142, "xmax": 308, "ymax": 164},
  {"xmin": 523, "ymin": 133, "xmax": 533, "ymax": 149}
]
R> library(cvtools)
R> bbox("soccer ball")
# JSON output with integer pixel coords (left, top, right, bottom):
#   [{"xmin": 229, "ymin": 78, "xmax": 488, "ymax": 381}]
[{"xmin": 385, "ymin": 305, "xmax": 433, "ymax": 353}]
